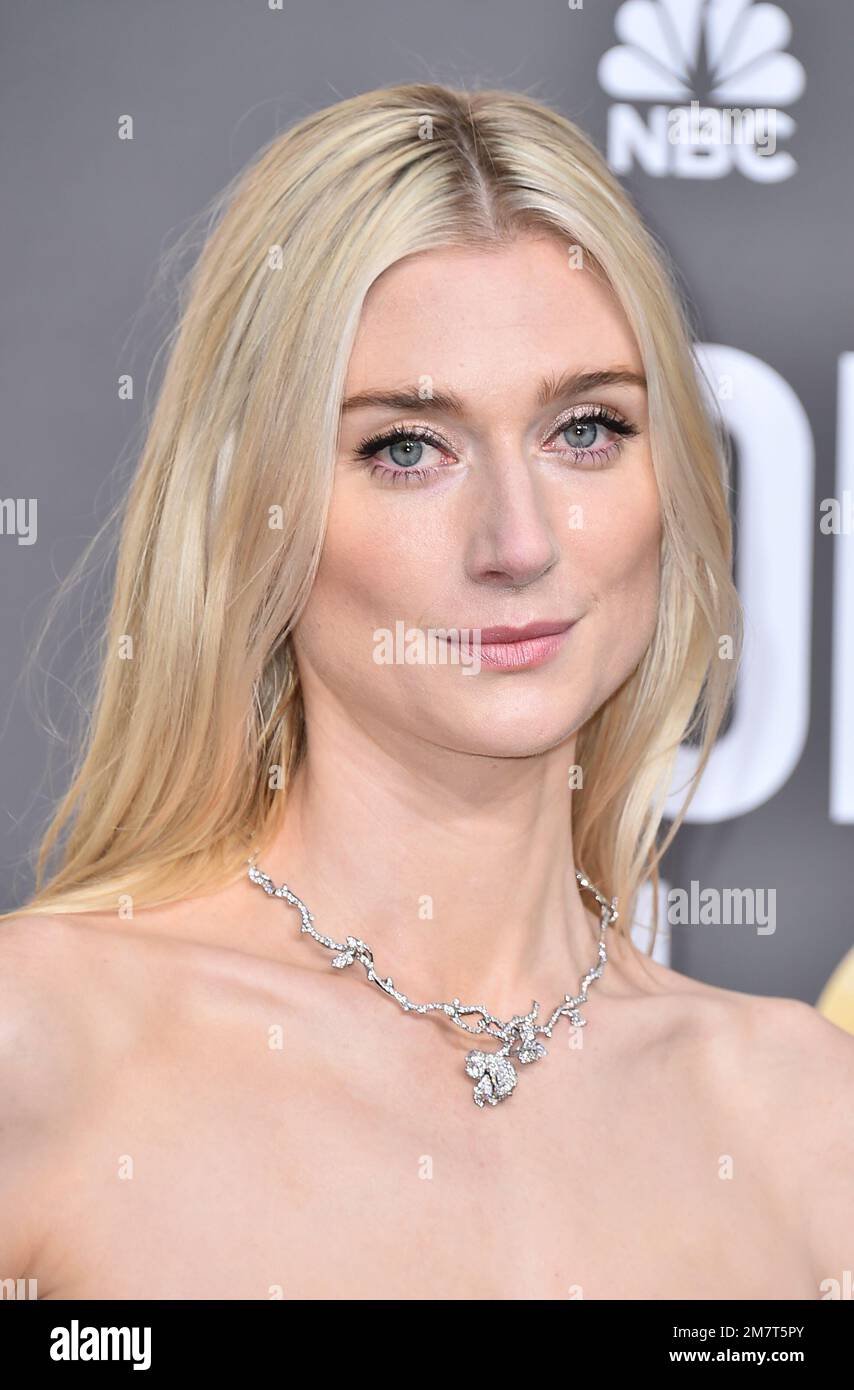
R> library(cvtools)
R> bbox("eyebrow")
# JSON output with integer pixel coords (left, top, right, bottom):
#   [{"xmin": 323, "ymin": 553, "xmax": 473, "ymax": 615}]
[{"xmin": 341, "ymin": 367, "xmax": 647, "ymax": 416}]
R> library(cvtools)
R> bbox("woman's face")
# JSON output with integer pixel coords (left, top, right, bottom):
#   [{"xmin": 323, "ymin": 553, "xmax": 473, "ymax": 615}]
[{"xmin": 292, "ymin": 234, "xmax": 662, "ymax": 758}]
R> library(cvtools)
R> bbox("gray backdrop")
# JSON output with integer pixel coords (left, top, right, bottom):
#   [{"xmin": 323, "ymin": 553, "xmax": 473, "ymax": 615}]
[{"xmin": 2, "ymin": 0, "xmax": 852, "ymax": 1008}]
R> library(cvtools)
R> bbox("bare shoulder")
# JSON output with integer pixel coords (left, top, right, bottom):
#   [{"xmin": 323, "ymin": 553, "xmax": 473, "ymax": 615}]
[
  {"xmin": 626, "ymin": 947, "xmax": 854, "ymax": 1288},
  {"xmin": 630, "ymin": 946, "xmax": 854, "ymax": 1094},
  {"xmin": 734, "ymin": 988, "xmax": 854, "ymax": 1290},
  {"xmin": 730, "ymin": 988, "xmax": 854, "ymax": 1292},
  {"xmin": 0, "ymin": 905, "xmax": 197, "ymax": 1083},
  {"xmin": 0, "ymin": 908, "xmax": 163, "ymax": 1115},
  {"xmin": 0, "ymin": 915, "xmax": 95, "ymax": 1273},
  {"xmin": 696, "ymin": 979, "xmax": 854, "ymax": 1113},
  {"xmin": 0, "ymin": 911, "xmax": 159, "ymax": 1275},
  {"xmin": 0, "ymin": 913, "xmax": 100, "ymax": 1101}
]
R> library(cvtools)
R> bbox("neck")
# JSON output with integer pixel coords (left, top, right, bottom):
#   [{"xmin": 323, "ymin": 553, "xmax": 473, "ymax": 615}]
[{"xmin": 254, "ymin": 701, "xmax": 638, "ymax": 1017}]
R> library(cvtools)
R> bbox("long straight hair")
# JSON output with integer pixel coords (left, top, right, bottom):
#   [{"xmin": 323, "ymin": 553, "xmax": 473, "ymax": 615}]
[{"xmin": 5, "ymin": 83, "xmax": 742, "ymax": 948}]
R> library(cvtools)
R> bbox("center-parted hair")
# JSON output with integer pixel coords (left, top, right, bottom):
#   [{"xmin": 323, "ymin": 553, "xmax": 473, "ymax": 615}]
[{"xmin": 8, "ymin": 82, "xmax": 742, "ymax": 946}]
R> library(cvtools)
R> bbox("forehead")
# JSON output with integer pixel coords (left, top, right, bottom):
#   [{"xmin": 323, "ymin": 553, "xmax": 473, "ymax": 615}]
[{"xmin": 346, "ymin": 235, "xmax": 642, "ymax": 395}]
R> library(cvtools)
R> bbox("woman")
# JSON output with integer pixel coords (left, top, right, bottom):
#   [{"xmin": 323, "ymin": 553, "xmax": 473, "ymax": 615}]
[{"xmin": 1, "ymin": 82, "xmax": 851, "ymax": 1301}]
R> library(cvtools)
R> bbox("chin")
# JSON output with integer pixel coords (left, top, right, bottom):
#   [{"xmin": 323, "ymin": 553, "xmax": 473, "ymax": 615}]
[{"xmin": 432, "ymin": 701, "xmax": 583, "ymax": 759}]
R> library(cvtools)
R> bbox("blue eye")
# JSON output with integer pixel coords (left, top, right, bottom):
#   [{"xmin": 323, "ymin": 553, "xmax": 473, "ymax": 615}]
[
  {"xmin": 352, "ymin": 426, "xmax": 452, "ymax": 484},
  {"xmin": 387, "ymin": 437, "xmax": 426, "ymax": 468},
  {"xmin": 546, "ymin": 406, "xmax": 641, "ymax": 467},
  {"xmin": 563, "ymin": 419, "xmax": 599, "ymax": 449}
]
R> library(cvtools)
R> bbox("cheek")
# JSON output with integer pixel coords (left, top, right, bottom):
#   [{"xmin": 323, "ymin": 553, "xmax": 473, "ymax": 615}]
[
  {"xmin": 293, "ymin": 494, "xmax": 453, "ymax": 709},
  {"xmin": 576, "ymin": 469, "xmax": 662, "ymax": 636},
  {"xmin": 302, "ymin": 487, "xmax": 435, "ymax": 634}
]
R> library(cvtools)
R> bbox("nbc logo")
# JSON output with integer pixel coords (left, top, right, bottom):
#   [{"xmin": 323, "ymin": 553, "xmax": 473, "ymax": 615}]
[{"xmin": 598, "ymin": 0, "xmax": 806, "ymax": 181}]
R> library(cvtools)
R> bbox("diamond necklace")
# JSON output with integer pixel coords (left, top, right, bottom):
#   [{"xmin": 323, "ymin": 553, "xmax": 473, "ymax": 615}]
[{"xmin": 246, "ymin": 852, "xmax": 619, "ymax": 1109}]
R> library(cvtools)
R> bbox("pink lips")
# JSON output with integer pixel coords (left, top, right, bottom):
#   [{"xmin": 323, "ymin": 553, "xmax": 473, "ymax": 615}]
[{"xmin": 452, "ymin": 619, "xmax": 576, "ymax": 671}]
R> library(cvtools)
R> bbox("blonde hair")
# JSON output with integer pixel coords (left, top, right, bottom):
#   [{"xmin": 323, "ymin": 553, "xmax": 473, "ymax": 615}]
[{"xmin": 5, "ymin": 82, "xmax": 742, "ymax": 949}]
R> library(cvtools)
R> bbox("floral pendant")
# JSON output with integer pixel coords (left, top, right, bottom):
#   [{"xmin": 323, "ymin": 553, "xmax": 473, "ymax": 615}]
[{"xmin": 464, "ymin": 1021, "xmax": 548, "ymax": 1107}]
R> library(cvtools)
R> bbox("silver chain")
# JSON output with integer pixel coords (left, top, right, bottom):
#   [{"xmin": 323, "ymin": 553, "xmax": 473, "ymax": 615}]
[{"xmin": 246, "ymin": 849, "xmax": 619, "ymax": 1108}]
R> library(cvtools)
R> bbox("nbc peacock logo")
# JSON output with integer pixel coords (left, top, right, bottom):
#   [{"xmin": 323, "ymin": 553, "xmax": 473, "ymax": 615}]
[{"xmin": 598, "ymin": 0, "xmax": 806, "ymax": 181}]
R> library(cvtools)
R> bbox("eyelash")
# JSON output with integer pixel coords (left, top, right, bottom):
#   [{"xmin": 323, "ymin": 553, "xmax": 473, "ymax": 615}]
[{"xmin": 352, "ymin": 405, "xmax": 640, "ymax": 485}]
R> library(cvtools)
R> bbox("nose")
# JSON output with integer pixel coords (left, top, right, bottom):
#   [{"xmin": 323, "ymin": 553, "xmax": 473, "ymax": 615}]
[{"xmin": 462, "ymin": 451, "xmax": 560, "ymax": 590}]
